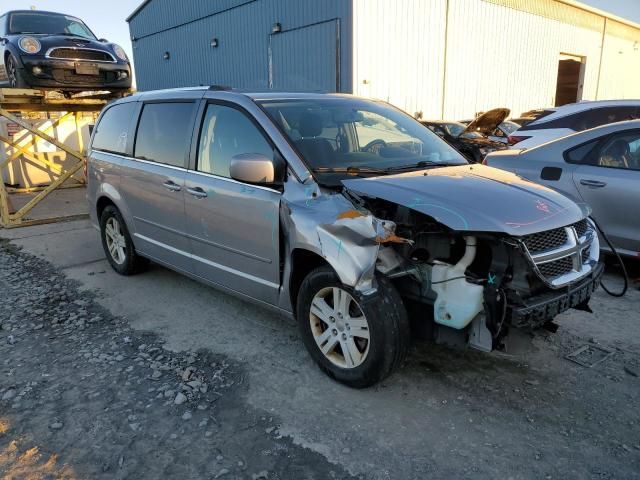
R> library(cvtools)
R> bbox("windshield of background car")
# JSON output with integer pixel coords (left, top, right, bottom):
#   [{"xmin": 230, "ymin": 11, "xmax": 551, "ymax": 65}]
[
  {"xmin": 9, "ymin": 12, "xmax": 96, "ymax": 39},
  {"xmin": 443, "ymin": 122, "xmax": 466, "ymax": 137},
  {"xmin": 258, "ymin": 98, "xmax": 466, "ymax": 182},
  {"xmin": 499, "ymin": 121, "xmax": 519, "ymax": 134}
]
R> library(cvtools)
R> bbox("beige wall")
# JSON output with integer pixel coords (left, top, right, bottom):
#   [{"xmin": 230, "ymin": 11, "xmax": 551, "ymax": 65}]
[{"xmin": 353, "ymin": 0, "xmax": 640, "ymax": 120}]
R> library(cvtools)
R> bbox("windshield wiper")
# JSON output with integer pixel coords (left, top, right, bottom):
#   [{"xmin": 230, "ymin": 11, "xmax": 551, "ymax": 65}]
[
  {"xmin": 384, "ymin": 160, "xmax": 463, "ymax": 172},
  {"xmin": 312, "ymin": 166, "xmax": 388, "ymax": 175}
]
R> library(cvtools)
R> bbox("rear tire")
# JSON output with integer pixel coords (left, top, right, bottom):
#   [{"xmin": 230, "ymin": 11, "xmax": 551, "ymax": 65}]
[
  {"xmin": 296, "ymin": 266, "xmax": 410, "ymax": 388},
  {"xmin": 6, "ymin": 54, "xmax": 27, "ymax": 89},
  {"xmin": 100, "ymin": 205, "xmax": 147, "ymax": 275}
]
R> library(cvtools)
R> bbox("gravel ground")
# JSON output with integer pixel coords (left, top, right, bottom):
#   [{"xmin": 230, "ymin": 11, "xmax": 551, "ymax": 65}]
[
  {"xmin": 1, "ymin": 237, "xmax": 640, "ymax": 479},
  {"xmin": 0, "ymin": 241, "xmax": 354, "ymax": 480}
]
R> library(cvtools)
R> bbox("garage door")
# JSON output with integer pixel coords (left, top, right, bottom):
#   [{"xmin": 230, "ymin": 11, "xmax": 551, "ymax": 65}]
[{"xmin": 269, "ymin": 20, "xmax": 339, "ymax": 92}]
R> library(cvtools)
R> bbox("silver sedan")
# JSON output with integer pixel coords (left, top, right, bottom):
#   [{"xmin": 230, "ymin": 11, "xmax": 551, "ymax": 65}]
[{"xmin": 485, "ymin": 120, "xmax": 640, "ymax": 257}]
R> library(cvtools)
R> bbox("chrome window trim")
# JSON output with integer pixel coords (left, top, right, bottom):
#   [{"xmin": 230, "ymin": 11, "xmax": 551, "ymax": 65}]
[{"xmin": 45, "ymin": 47, "xmax": 117, "ymax": 63}]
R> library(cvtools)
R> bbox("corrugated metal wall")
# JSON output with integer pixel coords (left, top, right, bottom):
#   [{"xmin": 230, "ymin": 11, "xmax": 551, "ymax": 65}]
[
  {"xmin": 128, "ymin": 0, "xmax": 352, "ymax": 92},
  {"xmin": 352, "ymin": 0, "xmax": 640, "ymax": 120},
  {"xmin": 352, "ymin": 0, "xmax": 448, "ymax": 119}
]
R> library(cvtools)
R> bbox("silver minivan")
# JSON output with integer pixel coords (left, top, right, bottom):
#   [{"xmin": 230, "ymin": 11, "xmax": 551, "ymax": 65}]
[{"xmin": 88, "ymin": 87, "xmax": 603, "ymax": 387}]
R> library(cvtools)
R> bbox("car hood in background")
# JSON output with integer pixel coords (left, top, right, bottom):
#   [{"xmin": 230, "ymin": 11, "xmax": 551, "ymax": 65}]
[
  {"xmin": 463, "ymin": 108, "xmax": 511, "ymax": 136},
  {"xmin": 342, "ymin": 164, "xmax": 587, "ymax": 236}
]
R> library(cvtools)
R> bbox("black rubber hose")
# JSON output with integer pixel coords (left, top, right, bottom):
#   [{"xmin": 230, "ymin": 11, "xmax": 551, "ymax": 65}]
[{"xmin": 592, "ymin": 217, "xmax": 628, "ymax": 297}]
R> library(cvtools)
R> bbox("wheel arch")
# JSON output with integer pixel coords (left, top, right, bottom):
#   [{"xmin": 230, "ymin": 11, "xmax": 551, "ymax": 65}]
[{"xmin": 288, "ymin": 248, "xmax": 332, "ymax": 310}]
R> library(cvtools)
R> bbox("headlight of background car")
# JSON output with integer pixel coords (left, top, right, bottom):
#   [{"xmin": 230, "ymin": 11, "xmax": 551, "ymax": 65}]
[
  {"xmin": 18, "ymin": 36, "xmax": 41, "ymax": 54},
  {"xmin": 113, "ymin": 44, "xmax": 128, "ymax": 61}
]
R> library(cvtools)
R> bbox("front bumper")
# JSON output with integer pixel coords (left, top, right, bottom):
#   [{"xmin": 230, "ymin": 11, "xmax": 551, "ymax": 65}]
[
  {"xmin": 19, "ymin": 56, "xmax": 131, "ymax": 91},
  {"xmin": 508, "ymin": 261, "xmax": 604, "ymax": 328}
]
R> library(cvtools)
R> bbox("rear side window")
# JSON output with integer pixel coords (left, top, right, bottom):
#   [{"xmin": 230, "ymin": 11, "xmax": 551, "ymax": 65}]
[
  {"xmin": 564, "ymin": 140, "xmax": 598, "ymax": 164},
  {"xmin": 570, "ymin": 107, "xmax": 639, "ymax": 131},
  {"xmin": 92, "ymin": 102, "xmax": 136, "ymax": 155},
  {"xmin": 134, "ymin": 102, "xmax": 195, "ymax": 168}
]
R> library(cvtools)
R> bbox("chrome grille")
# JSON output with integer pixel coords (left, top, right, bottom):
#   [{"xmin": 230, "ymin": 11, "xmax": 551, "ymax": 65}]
[
  {"xmin": 47, "ymin": 48, "xmax": 115, "ymax": 62},
  {"xmin": 574, "ymin": 219, "xmax": 588, "ymax": 238},
  {"xmin": 538, "ymin": 257, "xmax": 573, "ymax": 278},
  {"xmin": 519, "ymin": 218, "xmax": 598, "ymax": 288},
  {"xmin": 522, "ymin": 227, "xmax": 568, "ymax": 253}
]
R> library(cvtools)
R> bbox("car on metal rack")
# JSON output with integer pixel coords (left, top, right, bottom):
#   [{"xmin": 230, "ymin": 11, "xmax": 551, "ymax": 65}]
[
  {"xmin": 87, "ymin": 88, "xmax": 604, "ymax": 387},
  {"xmin": 0, "ymin": 10, "xmax": 131, "ymax": 94}
]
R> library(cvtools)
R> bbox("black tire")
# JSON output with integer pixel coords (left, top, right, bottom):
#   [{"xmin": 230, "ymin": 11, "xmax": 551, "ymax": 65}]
[
  {"xmin": 100, "ymin": 205, "xmax": 147, "ymax": 275},
  {"xmin": 6, "ymin": 54, "xmax": 27, "ymax": 89},
  {"xmin": 296, "ymin": 266, "xmax": 410, "ymax": 388}
]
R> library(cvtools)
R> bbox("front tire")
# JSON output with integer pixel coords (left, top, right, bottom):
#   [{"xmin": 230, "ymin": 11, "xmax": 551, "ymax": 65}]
[
  {"xmin": 296, "ymin": 267, "xmax": 410, "ymax": 388},
  {"xmin": 100, "ymin": 205, "xmax": 146, "ymax": 275},
  {"xmin": 6, "ymin": 54, "xmax": 27, "ymax": 89}
]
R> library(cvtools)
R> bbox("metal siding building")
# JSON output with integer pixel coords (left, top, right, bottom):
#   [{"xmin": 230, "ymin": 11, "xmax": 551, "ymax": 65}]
[{"xmin": 128, "ymin": 0, "xmax": 640, "ymax": 119}]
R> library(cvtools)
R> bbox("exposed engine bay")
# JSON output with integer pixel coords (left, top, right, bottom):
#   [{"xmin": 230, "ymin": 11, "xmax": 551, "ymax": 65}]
[{"xmin": 337, "ymin": 191, "xmax": 603, "ymax": 353}]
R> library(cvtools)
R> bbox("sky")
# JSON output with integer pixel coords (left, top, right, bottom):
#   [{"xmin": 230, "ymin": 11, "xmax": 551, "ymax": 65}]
[{"xmin": 581, "ymin": 0, "xmax": 640, "ymax": 23}]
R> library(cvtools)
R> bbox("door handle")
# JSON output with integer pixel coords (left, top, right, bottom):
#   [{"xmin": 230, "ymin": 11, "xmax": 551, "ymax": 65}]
[
  {"xmin": 162, "ymin": 180, "xmax": 181, "ymax": 192},
  {"xmin": 579, "ymin": 179, "xmax": 606, "ymax": 188},
  {"xmin": 187, "ymin": 186, "xmax": 208, "ymax": 198}
]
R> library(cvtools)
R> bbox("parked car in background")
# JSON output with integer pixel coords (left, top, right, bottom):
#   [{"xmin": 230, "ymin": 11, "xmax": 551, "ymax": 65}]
[
  {"xmin": 422, "ymin": 108, "xmax": 509, "ymax": 162},
  {"xmin": 485, "ymin": 120, "xmax": 640, "ymax": 257},
  {"xmin": 459, "ymin": 118, "xmax": 520, "ymax": 144},
  {"xmin": 507, "ymin": 100, "xmax": 640, "ymax": 148},
  {"xmin": 0, "ymin": 10, "xmax": 131, "ymax": 93},
  {"xmin": 88, "ymin": 88, "xmax": 603, "ymax": 387}
]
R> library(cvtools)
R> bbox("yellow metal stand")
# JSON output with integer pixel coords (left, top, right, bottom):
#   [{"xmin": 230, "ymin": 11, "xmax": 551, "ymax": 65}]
[{"xmin": 0, "ymin": 88, "xmax": 113, "ymax": 227}]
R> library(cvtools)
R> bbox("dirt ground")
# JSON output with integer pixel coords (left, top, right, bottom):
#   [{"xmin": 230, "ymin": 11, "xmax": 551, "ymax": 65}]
[
  {"xmin": 0, "ymin": 242, "xmax": 355, "ymax": 480},
  {"xmin": 1, "ymin": 225, "xmax": 639, "ymax": 479}
]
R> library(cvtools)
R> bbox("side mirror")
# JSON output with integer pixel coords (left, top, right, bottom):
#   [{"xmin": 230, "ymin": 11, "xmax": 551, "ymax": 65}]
[
  {"xmin": 230, "ymin": 153, "xmax": 282, "ymax": 186},
  {"xmin": 99, "ymin": 38, "xmax": 109, "ymax": 43}
]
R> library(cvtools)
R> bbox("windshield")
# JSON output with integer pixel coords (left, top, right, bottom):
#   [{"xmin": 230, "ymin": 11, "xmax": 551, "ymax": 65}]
[
  {"xmin": 499, "ymin": 121, "xmax": 519, "ymax": 135},
  {"xmin": 258, "ymin": 98, "xmax": 466, "ymax": 183},
  {"xmin": 9, "ymin": 12, "xmax": 96, "ymax": 39},
  {"xmin": 442, "ymin": 122, "xmax": 466, "ymax": 137}
]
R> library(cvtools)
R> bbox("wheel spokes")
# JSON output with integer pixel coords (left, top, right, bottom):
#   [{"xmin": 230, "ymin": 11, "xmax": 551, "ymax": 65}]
[{"xmin": 311, "ymin": 297, "xmax": 333, "ymax": 325}]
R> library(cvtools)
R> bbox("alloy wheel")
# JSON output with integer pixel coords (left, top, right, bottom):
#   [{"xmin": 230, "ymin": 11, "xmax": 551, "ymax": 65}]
[
  {"xmin": 104, "ymin": 217, "xmax": 127, "ymax": 265},
  {"xmin": 309, "ymin": 287, "xmax": 370, "ymax": 369}
]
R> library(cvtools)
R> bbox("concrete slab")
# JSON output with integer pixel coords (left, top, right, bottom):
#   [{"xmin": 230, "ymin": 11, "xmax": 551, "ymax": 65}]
[
  {"xmin": 1, "ymin": 218, "xmax": 102, "ymax": 269},
  {"xmin": 6, "ymin": 186, "xmax": 88, "ymax": 223}
]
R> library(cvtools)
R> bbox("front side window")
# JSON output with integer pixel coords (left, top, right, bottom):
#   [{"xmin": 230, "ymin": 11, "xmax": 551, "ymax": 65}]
[
  {"xmin": 134, "ymin": 102, "xmax": 195, "ymax": 168},
  {"xmin": 197, "ymin": 104, "xmax": 273, "ymax": 178},
  {"xmin": 92, "ymin": 102, "xmax": 137, "ymax": 155},
  {"xmin": 9, "ymin": 12, "xmax": 96, "ymax": 39},
  {"xmin": 259, "ymin": 98, "xmax": 465, "ymax": 184}
]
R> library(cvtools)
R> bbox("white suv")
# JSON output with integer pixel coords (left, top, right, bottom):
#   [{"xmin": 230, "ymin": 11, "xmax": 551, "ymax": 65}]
[{"xmin": 508, "ymin": 100, "xmax": 640, "ymax": 149}]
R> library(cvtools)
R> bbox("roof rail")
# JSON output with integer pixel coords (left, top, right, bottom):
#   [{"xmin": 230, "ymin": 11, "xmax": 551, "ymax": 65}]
[{"xmin": 208, "ymin": 85, "xmax": 232, "ymax": 91}]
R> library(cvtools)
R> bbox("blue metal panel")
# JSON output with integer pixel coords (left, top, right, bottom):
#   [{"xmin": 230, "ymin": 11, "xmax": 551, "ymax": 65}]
[
  {"xmin": 128, "ymin": 0, "xmax": 353, "ymax": 93},
  {"xmin": 270, "ymin": 20, "xmax": 339, "ymax": 91}
]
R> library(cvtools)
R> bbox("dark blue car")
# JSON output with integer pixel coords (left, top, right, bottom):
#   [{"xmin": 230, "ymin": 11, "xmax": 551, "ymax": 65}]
[{"xmin": 0, "ymin": 10, "xmax": 131, "ymax": 93}]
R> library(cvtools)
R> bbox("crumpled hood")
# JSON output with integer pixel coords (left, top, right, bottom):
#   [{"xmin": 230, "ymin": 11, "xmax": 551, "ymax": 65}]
[
  {"xmin": 463, "ymin": 108, "xmax": 510, "ymax": 136},
  {"xmin": 342, "ymin": 164, "xmax": 588, "ymax": 236}
]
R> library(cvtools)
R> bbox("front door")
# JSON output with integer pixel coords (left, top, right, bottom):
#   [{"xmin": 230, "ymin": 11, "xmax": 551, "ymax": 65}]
[
  {"xmin": 572, "ymin": 129, "xmax": 640, "ymax": 255},
  {"xmin": 184, "ymin": 102, "xmax": 281, "ymax": 304},
  {"xmin": 119, "ymin": 101, "xmax": 197, "ymax": 271}
]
